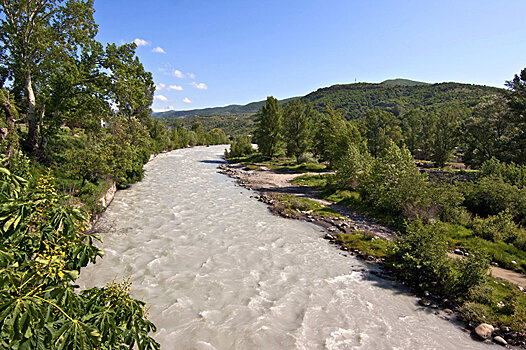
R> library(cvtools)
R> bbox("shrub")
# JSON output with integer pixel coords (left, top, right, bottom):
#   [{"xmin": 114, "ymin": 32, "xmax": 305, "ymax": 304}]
[
  {"xmin": 334, "ymin": 144, "xmax": 372, "ymax": 189},
  {"xmin": 225, "ymin": 136, "xmax": 254, "ymax": 158},
  {"xmin": 388, "ymin": 220, "xmax": 488, "ymax": 297},
  {"xmin": 472, "ymin": 210, "xmax": 519, "ymax": 243},
  {"xmin": 297, "ymin": 152, "xmax": 318, "ymax": 164},
  {"xmin": 463, "ymin": 176, "xmax": 518, "ymax": 217}
]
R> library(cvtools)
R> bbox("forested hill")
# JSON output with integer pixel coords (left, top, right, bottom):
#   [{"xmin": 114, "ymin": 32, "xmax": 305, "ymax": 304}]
[
  {"xmin": 302, "ymin": 82, "xmax": 504, "ymax": 119},
  {"xmin": 380, "ymin": 78, "xmax": 430, "ymax": 86},
  {"xmin": 154, "ymin": 97, "xmax": 297, "ymax": 118}
]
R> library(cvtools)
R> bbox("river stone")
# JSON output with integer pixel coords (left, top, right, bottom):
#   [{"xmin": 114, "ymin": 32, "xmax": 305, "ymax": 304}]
[
  {"xmin": 493, "ymin": 336, "xmax": 507, "ymax": 346},
  {"xmin": 474, "ymin": 323, "xmax": 494, "ymax": 340}
]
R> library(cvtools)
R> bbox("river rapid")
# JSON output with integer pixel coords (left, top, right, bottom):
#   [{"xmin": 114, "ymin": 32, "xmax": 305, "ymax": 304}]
[{"xmin": 79, "ymin": 145, "xmax": 491, "ymax": 350}]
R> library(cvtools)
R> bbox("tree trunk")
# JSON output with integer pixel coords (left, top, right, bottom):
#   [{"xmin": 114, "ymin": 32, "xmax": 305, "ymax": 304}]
[{"xmin": 25, "ymin": 71, "xmax": 39, "ymax": 154}]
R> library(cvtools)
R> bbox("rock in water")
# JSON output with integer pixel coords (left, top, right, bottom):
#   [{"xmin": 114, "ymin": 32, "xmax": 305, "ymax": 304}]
[{"xmin": 474, "ymin": 323, "xmax": 494, "ymax": 340}]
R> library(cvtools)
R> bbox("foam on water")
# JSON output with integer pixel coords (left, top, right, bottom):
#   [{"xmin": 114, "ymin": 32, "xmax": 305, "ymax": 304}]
[{"xmin": 79, "ymin": 145, "xmax": 491, "ymax": 350}]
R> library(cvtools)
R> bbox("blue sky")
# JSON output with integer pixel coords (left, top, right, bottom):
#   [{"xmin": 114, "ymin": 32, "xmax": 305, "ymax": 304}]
[{"xmin": 93, "ymin": 0, "xmax": 526, "ymax": 112}]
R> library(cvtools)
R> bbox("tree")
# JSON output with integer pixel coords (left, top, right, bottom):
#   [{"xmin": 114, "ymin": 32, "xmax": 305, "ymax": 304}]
[
  {"xmin": 0, "ymin": 0, "xmax": 99, "ymax": 154},
  {"xmin": 363, "ymin": 108, "xmax": 403, "ymax": 157},
  {"xmin": 0, "ymin": 1, "xmax": 155, "ymax": 156},
  {"xmin": 282, "ymin": 100, "xmax": 313, "ymax": 162},
  {"xmin": 255, "ymin": 96, "xmax": 283, "ymax": 158},
  {"xmin": 504, "ymin": 67, "xmax": 526, "ymax": 164},
  {"xmin": 315, "ymin": 106, "xmax": 362, "ymax": 167},
  {"xmin": 464, "ymin": 97, "xmax": 509, "ymax": 167},
  {"xmin": 401, "ymin": 109, "xmax": 424, "ymax": 156},
  {"xmin": 429, "ymin": 107, "xmax": 466, "ymax": 167}
]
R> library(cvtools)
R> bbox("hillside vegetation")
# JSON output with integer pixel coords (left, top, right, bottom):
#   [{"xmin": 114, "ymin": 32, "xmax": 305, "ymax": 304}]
[{"xmin": 156, "ymin": 81, "xmax": 503, "ymax": 136}]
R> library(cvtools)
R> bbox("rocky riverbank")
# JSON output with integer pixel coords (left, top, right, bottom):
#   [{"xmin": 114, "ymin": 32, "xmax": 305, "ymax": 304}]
[{"xmin": 219, "ymin": 161, "xmax": 526, "ymax": 348}]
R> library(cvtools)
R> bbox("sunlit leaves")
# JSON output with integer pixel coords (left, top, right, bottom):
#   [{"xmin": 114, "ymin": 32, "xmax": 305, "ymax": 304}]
[{"xmin": 0, "ymin": 168, "xmax": 159, "ymax": 349}]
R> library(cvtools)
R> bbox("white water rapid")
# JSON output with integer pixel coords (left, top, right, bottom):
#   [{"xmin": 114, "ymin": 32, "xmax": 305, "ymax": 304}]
[{"xmin": 78, "ymin": 145, "xmax": 492, "ymax": 349}]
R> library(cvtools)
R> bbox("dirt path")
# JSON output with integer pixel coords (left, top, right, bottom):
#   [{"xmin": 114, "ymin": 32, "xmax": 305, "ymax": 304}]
[{"xmin": 220, "ymin": 163, "xmax": 526, "ymax": 289}]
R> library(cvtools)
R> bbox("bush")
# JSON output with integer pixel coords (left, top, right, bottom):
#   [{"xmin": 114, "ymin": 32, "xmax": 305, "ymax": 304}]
[
  {"xmin": 472, "ymin": 210, "xmax": 519, "ymax": 243},
  {"xmin": 463, "ymin": 176, "xmax": 518, "ymax": 217},
  {"xmin": 225, "ymin": 136, "xmax": 254, "ymax": 158},
  {"xmin": 297, "ymin": 152, "xmax": 317, "ymax": 164},
  {"xmin": 334, "ymin": 144, "xmax": 372, "ymax": 189},
  {"xmin": 388, "ymin": 220, "xmax": 488, "ymax": 297}
]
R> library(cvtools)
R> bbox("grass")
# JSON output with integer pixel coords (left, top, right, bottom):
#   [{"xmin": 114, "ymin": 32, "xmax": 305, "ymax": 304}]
[
  {"xmin": 290, "ymin": 174, "xmax": 331, "ymax": 188},
  {"xmin": 445, "ymin": 223, "xmax": 526, "ymax": 274},
  {"xmin": 267, "ymin": 162, "xmax": 327, "ymax": 173},
  {"xmin": 273, "ymin": 194, "xmax": 343, "ymax": 219},
  {"xmin": 461, "ymin": 278, "xmax": 526, "ymax": 332},
  {"xmin": 334, "ymin": 232, "xmax": 389, "ymax": 258}
]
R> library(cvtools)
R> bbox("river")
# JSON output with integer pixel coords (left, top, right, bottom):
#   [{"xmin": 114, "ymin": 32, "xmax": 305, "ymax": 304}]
[{"xmin": 79, "ymin": 145, "xmax": 491, "ymax": 349}]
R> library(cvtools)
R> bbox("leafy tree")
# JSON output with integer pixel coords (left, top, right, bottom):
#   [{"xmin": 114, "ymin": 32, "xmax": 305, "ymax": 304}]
[
  {"xmin": 282, "ymin": 100, "xmax": 313, "ymax": 162},
  {"xmin": 428, "ymin": 107, "xmax": 466, "ymax": 167},
  {"xmin": 314, "ymin": 106, "xmax": 362, "ymax": 166},
  {"xmin": 363, "ymin": 108, "xmax": 403, "ymax": 157},
  {"xmin": 401, "ymin": 109, "xmax": 424, "ymax": 156},
  {"xmin": 0, "ymin": 88, "xmax": 18, "ymax": 158},
  {"xmin": 255, "ymin": 96, "xmax": 283, "ymax": 158},
  {"xmin": 207, "ymin": 128, "xmax": 228, "ymax": 145},
  {"xmin": 504, "ymin": 67, "xmax": 526, "ymax": 164},
  {"xmin": 359, "ymin": 142, "xmax": 429, "ymax": 218},
  {"xmin": 464, "ymin": 97, "xmax": 509, "ymax": 167},
  {"xmin": 0, "ymin": 0, "xmax": 100, "ymax": 153}
]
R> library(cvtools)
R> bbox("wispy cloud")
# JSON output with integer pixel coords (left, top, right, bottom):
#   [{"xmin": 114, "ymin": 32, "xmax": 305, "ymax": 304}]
[
  {"xmin": 133, "ymin": 38, "xmax": 150, "ymax": 46},
  {"xmin": 152, "ymin": 46, "xmax": 166, "ymax": 54},
  {"xmin": 155, "ymin": 83, "xmax": 166, "ymax": 90},
  {"xmin": 167, "ymin": 85, "xmax": 183, "ymax": 91},
  {"xmin": 152, "ymin": 106, "xmax": 175, "ymax": 113},
  {"xmin": 188, "ymin": 73, "xmax": 195, "ymax": 79},
  {"xmin": 190, "ymin": 82, "xmax": 208, "ymax": 90},
  {"xmin": 183, "ymin": 97, "xmax": 192, "ymax": 104},
  {"xmin": 173, "ymin": 70, "xmax": 185, "ymax": 78},
  {"xmin": 154, "ymin": 95, "xmax": 168, "ymax": 101}
]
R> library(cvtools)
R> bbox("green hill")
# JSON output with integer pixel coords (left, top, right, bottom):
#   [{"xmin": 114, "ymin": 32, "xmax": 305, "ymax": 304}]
[
  {"xmin": 155, "ymin": 80, "xmax": 504, "ymax": 136},
  {"xmin": 154, "ymin": 97, "xmax": 297, "ymax": 119},
  {"xmin": 302, "ymin": 82, "xmax": 503, "ymax": 118},
  {"xmin": 381, "ymin": 78, "xmax": 430, "ymax": 86}
]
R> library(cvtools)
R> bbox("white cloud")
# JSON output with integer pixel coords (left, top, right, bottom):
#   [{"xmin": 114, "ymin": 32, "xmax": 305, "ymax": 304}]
[
  {"xmin": 133, "ymin": 38, "xmax": 150, "ymax": 46},
  {"xmin": 188, "ymin": 73, "xmax": 195, "ymax": 79},
  {"xmin": 152, "ymin": 46, "xmax": 166, "ymax": 54},
  {"xmin": 183, "ymin": 97, "xmax": 192, "ymax": 104},
  {"xmin": 152, "ymin": 106, "xmax": 175, "ymax": 113},
  {"xmin": 190, "ymin": 82, "xmax": 208, "ymax": 90},
  {"xmin": 167, "ymin": 85, "xmax": 183, "ymax": 91},
  {"xmin": 173, "ymin": 70, "xmax": 185, "ymax": 78},
  {"xmin": 155, "ymin": 83, "xmax": 166, "ymax": 90},
  {"xmin": 154, "ymin": 94, "xmax": 168, "ymax": 101}
]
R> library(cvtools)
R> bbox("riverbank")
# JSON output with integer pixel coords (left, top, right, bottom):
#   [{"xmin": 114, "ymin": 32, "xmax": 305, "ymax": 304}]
[{"xmin": 219, "ymin": 160, "xmax": 526, "ymax": 348}]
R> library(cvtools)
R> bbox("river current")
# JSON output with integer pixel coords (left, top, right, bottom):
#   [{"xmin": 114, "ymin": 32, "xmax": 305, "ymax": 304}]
[{"xmin": 79, "ymin": 145, "xmax": 491, "ymax": 349}]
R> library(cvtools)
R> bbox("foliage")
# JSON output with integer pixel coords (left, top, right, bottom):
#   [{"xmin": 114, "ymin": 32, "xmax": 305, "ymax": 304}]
[
  {"xmin": 359, "ymin": 143, "xmax": 431, "ymax": 219},
  {"xmin": 282, "ymin": 100, "xmax": 314, "ymax": 161},
  {"xmin": 225, "ymin": 136, "xmax": 254, "ymax": 158},
  {"xmin": 472, "ymin": 210, "xmax": 519, "ymax": 243},
  {"xmin": 0, "ymin": 168, "xmax": 159, "ymax": 349},
  {"xmin": 255, "ymin": 96, "xmax": 283, "ymax": 158},
  {"xmin": 314, "ymin": 106, "xmax": 363, "ymax": 166},
  {"xmin": 362, "ymin": 108, "xmax": 403, "ymax": 157},
  {"xmin": 388, "ymin": 221, "xmax": 489, "ymax": 297}
]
